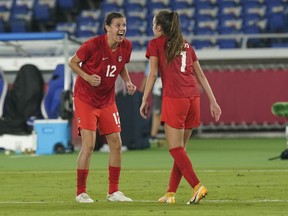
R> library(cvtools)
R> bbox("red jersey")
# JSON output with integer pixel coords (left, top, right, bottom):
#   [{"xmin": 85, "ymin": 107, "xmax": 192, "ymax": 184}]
[
  {"xmin": 146, "ymin": 35, "xmax": 200, "ymax": 98},
  {"xmin": 74, "ymin": 34, "xmax": 132, "ymax": 108}
]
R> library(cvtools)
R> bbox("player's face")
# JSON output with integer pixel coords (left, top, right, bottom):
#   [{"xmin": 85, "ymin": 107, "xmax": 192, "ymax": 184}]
[
  {"xmin": 152, "ymin": 17, "xmax": 161, "ymax": 37},
  {"xmin": 106, "ymin": 18, "xmax": 127, "ymax": 43}
]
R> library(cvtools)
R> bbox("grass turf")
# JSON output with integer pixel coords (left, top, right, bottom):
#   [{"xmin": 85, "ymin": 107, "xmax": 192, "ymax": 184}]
[{"xmin": 0, "ymin": 137, "xmax": 287, "ymax": 215}]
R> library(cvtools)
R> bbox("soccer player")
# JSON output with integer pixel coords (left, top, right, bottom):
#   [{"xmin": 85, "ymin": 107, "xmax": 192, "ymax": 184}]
[
  {"xmin": 140, "ymin": 10, "xmax": 221, "ymax": 204},
  {"xmin": 69, "ymin": 12, "xmax": 136, "ymax": 203}
]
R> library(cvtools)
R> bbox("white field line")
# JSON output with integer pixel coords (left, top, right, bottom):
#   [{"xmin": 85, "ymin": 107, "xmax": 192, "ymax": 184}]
[
  {"xmin": 0, "ymin": 199, "xmax": 288, "ymax": 204},
  {"xmin": 0, "ymin": 169, "xmax": 288, "ymax": 174}
]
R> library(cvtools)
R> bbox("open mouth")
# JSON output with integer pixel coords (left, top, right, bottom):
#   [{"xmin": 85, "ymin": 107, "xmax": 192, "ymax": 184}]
[{"xmin": 117, "ymin": 32, "xmax": 125, "ymax": 40}]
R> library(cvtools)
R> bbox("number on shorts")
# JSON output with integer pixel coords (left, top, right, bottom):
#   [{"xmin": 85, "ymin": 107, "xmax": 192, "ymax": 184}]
[{"xmin": 112, "ymin": 112, "xmax": 120, "ymax": 126}]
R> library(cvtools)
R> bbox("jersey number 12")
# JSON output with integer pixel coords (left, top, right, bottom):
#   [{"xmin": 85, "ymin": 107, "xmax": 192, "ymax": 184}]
[{"xmin": 106, "ymin": 65, "xmax": 116, "ymax": 77}]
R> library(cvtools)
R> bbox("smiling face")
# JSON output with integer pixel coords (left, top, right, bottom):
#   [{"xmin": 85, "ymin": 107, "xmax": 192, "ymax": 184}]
[{"xmin": 106, "ymin": 17, "xmax": 127, "ymax": 45}]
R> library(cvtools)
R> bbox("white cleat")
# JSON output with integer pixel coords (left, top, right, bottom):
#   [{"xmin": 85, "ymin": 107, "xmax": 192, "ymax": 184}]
[
  {"xmin": 75, "ymin": 193, "xmax": 94, "ymax": 203},
  {"xmin": 107, "ymin": 191, "xmax": 132, "ymax": 202}
]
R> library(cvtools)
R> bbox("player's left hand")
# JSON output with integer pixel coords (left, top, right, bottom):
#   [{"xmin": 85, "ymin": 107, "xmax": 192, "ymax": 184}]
[
  {"xmin": 210, "ymin": 102, "xmax": 221, "ymax": 122},
  {"xmin": 126, "ymin": 81, "xmax": 136, "ymax": 95}
]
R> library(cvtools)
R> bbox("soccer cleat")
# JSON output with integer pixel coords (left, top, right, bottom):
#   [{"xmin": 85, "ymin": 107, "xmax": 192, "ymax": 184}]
[
  {"xmin": 158, "ymin": 192, "xmax": 176, "ymax": 204},
  {"xmin": 187, "ymin": 185, "xmax": 208, "ymax": 204},
  {"xmin": 75, "ymin": 192, "xmax": 94, "ymax": 203},
  {"xmin": 107, "ymin": 191, "xmax": 132, "ymax": 202}
]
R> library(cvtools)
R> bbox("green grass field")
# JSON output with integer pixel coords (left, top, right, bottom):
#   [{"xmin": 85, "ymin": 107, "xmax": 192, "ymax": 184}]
[{"xmin": 0, "ymin": 137, "xmax": 287, "ymax": 216}]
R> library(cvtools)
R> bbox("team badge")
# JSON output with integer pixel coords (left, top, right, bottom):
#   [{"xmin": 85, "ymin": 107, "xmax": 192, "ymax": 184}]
[{"xmin": 118, "ymin": 56, "xmax": 122, "ymax": 62}]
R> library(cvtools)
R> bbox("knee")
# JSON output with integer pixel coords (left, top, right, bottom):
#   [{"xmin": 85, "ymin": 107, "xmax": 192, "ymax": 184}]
[
  {"xmin": 109, "ymin": 138, "xmax": 122, "ymax": 152},
  {"xmin": 81, "ymin": 143, "xmax": 95, "ymax": 155}
]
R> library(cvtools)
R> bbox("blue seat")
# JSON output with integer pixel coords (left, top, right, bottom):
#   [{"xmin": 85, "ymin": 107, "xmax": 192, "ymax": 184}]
[
  {"xmin": 124, "ymin": 3, "xmax": 144, "ymax": 12},
  {"xmin": 243, "ymin": 14, "xmax": 261, "ymax": 27},
  {"xmin": 9, "ymin": 19, "xmax": 27, "ymax": 32},
  {"xmin": 195, "ymin": 14, "xmax": 214, "ymax": 23},
  {"xmin": 180, "ymin": 15, "xmax": 195, "ymax": 32},
  {"xmin": 57, "ymin": 0, "xmax": 75, "ymax": 10},
  {"xmin": 127, "ymin": 17, "xmax": 147, "ymax": 33},
  {"xmin": 241, "ymin": 0, "xmax": 260, "ymax": 8},
  {"xmin": 75, "ymin": 20, "xmax": 99, "ymax": 38},
  {"xmin": 33, "ymin": 4, "xmax": 51, "ymax": 22},
  {"xmin": 268, "ymin": 13, "xmax": 287, "ymax": 33},
  {"xmin": 265, "ymin": 0, "xmax": 283, "ymax": 9},
  {"xmin": 74, "ymin": 29, "xmax": 94, "ymax": 38},
  {"xmin": 132, "ymin": 41, "xmax": 143, "ymax": 50},
  {"xmin": 125, "ymin": 0, "xmax": 147, "ymax": 5},
  {"xmin": 14, "ymin": 0, "xmax": 34, "ymax": 9},
  {"xmin": 217, "ymin": 39, "xmax": 238, "ymax": 49},
  {"xmin": 126, "ymin": 29, "xmax": 141, "ymax": 37},
  {"xmin": 0, "ymin": 19, "xmax": 5, "ymax": 32},
  {"xmin": 10, "ymin": 5, "xmax": 30, "ymax": 20},
  {"xmin": 218, "ymin": 26, "xmax": 239, "ymax": 34},
  {"xmin": 41, "ymin": 64, "xmax": 65, "ymax": 119},
  {"xmin": 148, "ymin": 2, "xmax": 168, "ymax": 16},
  {"xmin": 146, "ymin": 27, "xmax": 154, "ymax": 36},
  {"xmin": 195, "ymin": 1, "xmax": 212, "ymax": 10},
  {"xmin": 76, "ymin": 16, "xmax": 95, "ymax": 24},
  {"xmin": 0, "ymin": 69, "xmax": 8, "ymax": 117},
  {"xmin": 266, "ymin": 3, "xmax": 285, "ymax": 16},
  {"xmin": 55, "ymin": 22, "xmax": 76, "ymax": 35},
  {"xmin": 244, "ymin": 25, "xmax": 262, "ymax": 47},
  {"xmin": 219, "ymin": 5, "xmax": 242, "ymax": 18},
  {"xmin": 271, "ymin": 42, "xmax": 288, "ymax": 48},
  {"xmin": 171, "ymin": 1, "xmax": 191, "ymax": 10},
  {"xmin": 127, "ymin": 16, "xmax": 144, "ymax": 26},
  {"xmin": 192, "ymin": 40, "xmax": 214, "ymax": 49},
  {"xmin": 0, "ymin": 5, "xmax": 7, "ymax": 12},
  {"xmin": 194, "ymin": 27, "xmax": 215, "ymax": 35},
  {"xmin": 101, "ymin": 3, "xmax": 119, "ymax": 14},
  {"xmin": 218, "ymin": 0, "xmax": 236, "ymax": 7}
]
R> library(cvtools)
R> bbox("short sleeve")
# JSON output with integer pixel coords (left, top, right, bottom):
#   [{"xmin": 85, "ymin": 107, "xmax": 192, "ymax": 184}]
[
  {"xmin": 146, "ymin": 39, "xmax": 158, "ymax": 59},
  {"xmin": 191, "ymin": 47, "xmax": 198, "ymax": 62},
  {"xmin": 76, "ymin": 40, "xmax": 93, "ymax": 62}
]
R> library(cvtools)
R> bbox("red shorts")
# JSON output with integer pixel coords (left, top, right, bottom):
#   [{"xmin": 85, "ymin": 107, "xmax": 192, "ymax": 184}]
[
  {"xmin": 161, "ymin": 96, "xmax": 200, "ymax": 129},
  {"xmin": 74, "ymin": 97, "xmax": 121, "ymax": 135}
]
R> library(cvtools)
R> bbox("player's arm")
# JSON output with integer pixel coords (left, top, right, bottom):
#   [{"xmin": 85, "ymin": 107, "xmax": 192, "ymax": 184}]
[
  {"xmin": 193, "ymin": 61, "xmax": 221, "ymax": 121},
  {"xmin": 68, "ymin": 54, "xmax": 101, "ymax": 87},
  {"xmin": 140, "ymin": 56, "xmax": 158, "ymax": 119},
  {"xmin": 119, "ymin": 65, "xmax": 136, "ymax": 95}
]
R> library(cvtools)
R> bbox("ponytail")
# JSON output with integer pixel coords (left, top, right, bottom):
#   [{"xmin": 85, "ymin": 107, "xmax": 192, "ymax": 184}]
[
  {"xmin": 167, "ymin": 12, "xmax": 184, "ymax": 63},
  {"xmin": 155, "ymin": 11, "xmax": 184, "ymax": 63}
]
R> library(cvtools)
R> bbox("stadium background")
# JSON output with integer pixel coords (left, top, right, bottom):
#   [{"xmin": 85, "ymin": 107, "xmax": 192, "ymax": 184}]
[
  {"xmin": 1, "ymin": 0, "xmax": 288, "ymax": 143},
  {"xmin": 0, "ymin": 0, "xmax": 288, "ymax": 215}
]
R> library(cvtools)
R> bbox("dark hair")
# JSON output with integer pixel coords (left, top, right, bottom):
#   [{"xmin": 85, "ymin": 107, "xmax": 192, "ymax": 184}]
[
  {"xmin": 103, "ymin": 12, "xmax": 126, "ymax": 33},
  {"xmin": 154, "ymin": 11, "xmax": 184, "ymax": 63}
]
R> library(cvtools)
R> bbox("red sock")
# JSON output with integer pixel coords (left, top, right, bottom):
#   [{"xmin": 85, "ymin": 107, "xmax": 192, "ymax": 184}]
[
  {"xmin": 109, "ymin": 166, "xmax": 121, "ymax": 194},
  {"xmin": 167, "ymin": 161, "xmax": 182, "ymax": 193},
  {"xmin": 169, "ymin": 147, "xmax": 199, "ymax": 188},
  {"xmin": 77, "ymin": 169, "xmax": 89, "ymax": 196}
]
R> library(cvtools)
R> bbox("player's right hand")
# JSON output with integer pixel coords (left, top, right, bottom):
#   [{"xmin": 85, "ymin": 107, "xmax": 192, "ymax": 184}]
[
  {"xmin": 140, "ymin": 100, "xmax": 149, "ymax": 119},
  {"xmin": 86, "ymin": 74, "xmax": 101, "ymax": 87}
]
